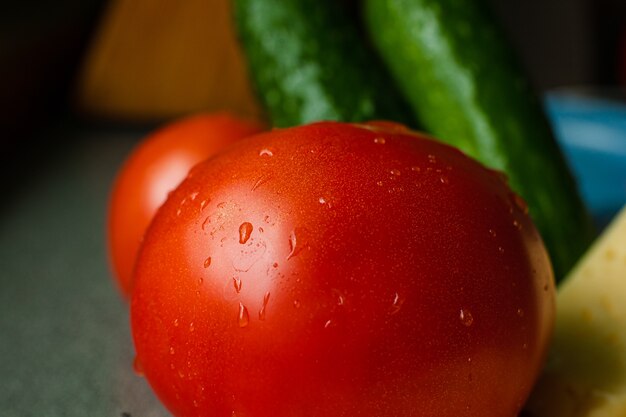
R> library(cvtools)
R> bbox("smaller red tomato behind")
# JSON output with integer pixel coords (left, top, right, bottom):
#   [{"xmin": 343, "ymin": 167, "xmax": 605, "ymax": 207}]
[{"xmin": 108, "ymin": 113, "xmax": 264, "ymax": 297}]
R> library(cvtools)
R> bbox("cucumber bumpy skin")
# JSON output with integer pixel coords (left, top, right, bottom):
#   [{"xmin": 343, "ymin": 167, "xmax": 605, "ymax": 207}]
[
  {"xmin": 233, "ymin": 0, "xmax": 414, "ymax": 128},
  {"xmin": 364, "ymin": 0, "xmax": 595, "ymax": 281}
]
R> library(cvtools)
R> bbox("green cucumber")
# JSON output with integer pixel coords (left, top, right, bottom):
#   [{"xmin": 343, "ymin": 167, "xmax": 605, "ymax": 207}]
[
  {"xmin": 364, "ymin": 0, "xmax": 595, "ymax": 281},
  {"xmin": 233, "ymin": 0, "xmax": 414, "ymax": 128}
]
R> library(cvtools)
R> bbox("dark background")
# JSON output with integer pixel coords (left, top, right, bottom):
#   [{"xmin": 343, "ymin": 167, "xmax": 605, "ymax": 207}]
[
  {"xmin": 1, "ymin": 0, "xmax": 624, "ymax": 219},
  {"xmin": 1, "ymin": 0, "xmax": 625, "ymax": 146}
]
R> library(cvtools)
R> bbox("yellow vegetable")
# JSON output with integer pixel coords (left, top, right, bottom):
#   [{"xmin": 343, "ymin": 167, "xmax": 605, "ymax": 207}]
[
  {"xmin": 74, "ymin": 0, "xmax": 261, "ymax": 122},
  {"xmin": 526, "ymin": 206, "xmax": 626, "ymax": 417}
]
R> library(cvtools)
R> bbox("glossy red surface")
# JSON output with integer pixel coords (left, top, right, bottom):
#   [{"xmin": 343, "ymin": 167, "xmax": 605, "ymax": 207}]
[
  {"xmin": 131, "ymin": 121, "xmax": 555, "ymax": 417},
  {"xmin": 108, "ymin": 113, "xmax": 263, "ymax": 297}
]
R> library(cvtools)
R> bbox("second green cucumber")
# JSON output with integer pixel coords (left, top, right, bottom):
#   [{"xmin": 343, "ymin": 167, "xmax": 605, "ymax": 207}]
[{"xmin": 364, "ymin": 0, "xmax": 595, "ymax": 281}]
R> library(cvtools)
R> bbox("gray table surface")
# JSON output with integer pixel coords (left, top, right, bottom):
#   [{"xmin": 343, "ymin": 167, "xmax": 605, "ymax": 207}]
[
  {"xmin": 1, "ymin": 120, "xmax": 620, "ymax": 417},
  {"xmin": 0, "ymin": 123, "xmax": 171, "ymax": 417}
]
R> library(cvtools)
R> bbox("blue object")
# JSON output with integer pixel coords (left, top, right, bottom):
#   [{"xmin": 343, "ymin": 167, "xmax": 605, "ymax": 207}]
[{"xmin": 545, "ymin": 91, "xmax": 626, "ymax": 227}]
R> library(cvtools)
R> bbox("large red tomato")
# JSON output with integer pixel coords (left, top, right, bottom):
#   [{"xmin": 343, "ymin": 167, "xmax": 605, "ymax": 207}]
[
  {"xmin": 108, "ymin": 112, "xmax": 263, "ymax": 297},
  {"xmin": 131, "ymin": 121, "xmax": 555, "ymax": 417}
]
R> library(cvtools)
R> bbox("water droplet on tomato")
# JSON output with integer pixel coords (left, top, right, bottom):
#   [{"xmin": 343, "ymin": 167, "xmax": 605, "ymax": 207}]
[
  {"xmin": 376, "ymin": 180, "xmax": 384, "ymax": 186},
  {"xmin": 324, "ymin": 319, "xmax": 334, "ymax": 329},
  {"xmin": 239, "ymin": 222, "xmax": 253, "ymax": 244},
  {"xmin": 189, "ymin": 191, "xmax": 199, "ymax": 201},
  {"xmin": 319, "ymin": 197, "xmax": 327, "ymax": 204},
  {"xmin": 259, "ymin": 148, "xmax": 273, "ymax": 157},
  {"xmin": 189, "ymin": 322, "xmax": 195, "ymax": 332},
  {"xmin": 498, "ymin": 246, "xmax": 505, "ymax": 254},
  {"xmin": 511, "ymin": 193, "xmax": 529, "ymax": 214},
  {"xmin": 273, "ymin": 262, "xmax": 279, "ymax": 268},
  {"xmin": 173, "ymin": 318, "xmax": 179, "ymax": 327},
  {"xmin": 200, "ymin": 198, "xmax": 210, "ymax": 210},
  {"xmin": 287, "ymin": 228, "xmax": 309, "ymax": 260},
  {"xmin": 293, "ymin": 300, "xmax": 301, "ymax": 309},
  {"xmin": 459, "ymin": 309, "xmax": 474, "ymax": 326},
  {"xmin": 374, "ymin": 137, "xmax": 386, "ymax": 144},
  {"xmin": 233, "ymin": 277, "xmax": 242, "ymax": 293},
  {"xmin": 390, "ymin": 168, "xmax": 401, "ymax": 176},
  {"xmin": 513, "ymin": 219, "xmax": 523, "ymax": 230},
  {"xmin": 204, "ymin": 257, "xmax": 212, "ymax": 268},
  {"xmin": 411, "ymin": 166, "xmax": 421, "ymax": 172},
  {"xmin": 337, "ymin": 294, "xmax": 345, "ymax": 306},
  {"xmin": 233, "ymin": 239, "xmax": 266, "ymax": 272},
  {"xmin": 428, "ymin": 154, "xmax": 437, "ymax": 163},
  {"xmin": 252, "ymin": 174, "xmax": 272, "ymax": 191},
  {"xmin": 439, "ymin": 175, "xmax": 449, "ymax": 184},
  {"xmin": 488, "ymin": 229, "xmax": 497, "ymax": 238},
  {"xmin": 217, "ymin": 202, "xmax": 227, "ymax": 208},
  {"xmin": 259, "ymin": 291, "xmax": 270, "ymax": 320},
  {"xmin": 133, "ymin": 356, "xmax": 144, "ymax": 376},
  {"xmin": 390, "ymin": 292, "xmax": 405, "ymax": 315},
  {"xmin": 169, "ymin": 346, "xmax": 175, "ymax": 355},
  {"xmin": 517, "ymin": 308, "xmax": 525, "ymax": 317},
  {"xmin": 238, "ymin": 303, "xmax": 249, "ymax": 327}
]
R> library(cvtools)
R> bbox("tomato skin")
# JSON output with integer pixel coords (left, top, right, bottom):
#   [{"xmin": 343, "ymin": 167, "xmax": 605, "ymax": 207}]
[
  {"xmin": 131, "ymin": 121, "xmax": 555, "ymax": 417},
  {"xmin": 108, "ymin": 112, "xmax": 264, "ymax": 297}
]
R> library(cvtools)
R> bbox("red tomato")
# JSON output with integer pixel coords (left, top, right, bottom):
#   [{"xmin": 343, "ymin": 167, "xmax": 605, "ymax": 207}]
[
  {"xmin": 108, "ymin": 112, "xmax": 264, "ymax": 297},
  {"xmin": 131, "ymin": 121, "xmax": 555, "ymax": 417}
]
